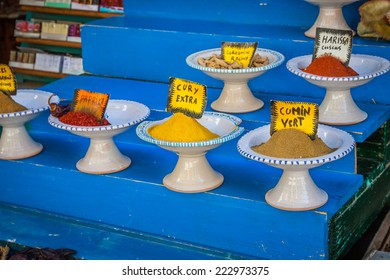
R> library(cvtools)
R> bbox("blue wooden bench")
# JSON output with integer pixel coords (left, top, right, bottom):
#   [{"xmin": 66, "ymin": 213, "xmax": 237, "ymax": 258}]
[{"xmin": 0, "ymin": 0, "xmax": 389, "ymax": 259}]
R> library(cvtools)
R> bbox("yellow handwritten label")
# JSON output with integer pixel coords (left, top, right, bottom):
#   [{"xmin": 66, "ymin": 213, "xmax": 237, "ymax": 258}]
[
  {"xmin": 221, "ymin": 42, "xmax": 258, "ymax": 68},
  {"xmin": 270, "ymin": 100, "xmax": 319, "ymax": 140},
  {"xmin": 71, "ymin": 89, "xmax": 110, "ymax": 121},
  {"xmin": 0, "ymin": 64, "xmax": 17, "ymax": 95},
  {"xmin": 166, "ymin": 77, "xmax": 206, "ymax": 119}
]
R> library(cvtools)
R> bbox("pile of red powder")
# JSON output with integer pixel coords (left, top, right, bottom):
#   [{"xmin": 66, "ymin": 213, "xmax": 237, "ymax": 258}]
[{"xmin": 302, "ymin": 55, "xmax": 359, "ymax": 77}]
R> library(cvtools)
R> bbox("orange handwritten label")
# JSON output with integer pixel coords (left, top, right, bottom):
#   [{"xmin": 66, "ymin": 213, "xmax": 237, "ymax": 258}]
[
  {"xmin": 166, "ymin": 77, "xmax": 206, "ymax": 119},
  {"xmin": 221, "ymin": 42, "xmax": 258, "ymax": 68},
  {"xmin": 270, "ymin": 100, "xmax": 319, "ymax": 140},
  {"xmin": 0, "ymin": 64, "xmax": 17, "ymax": 95},
  {"xmin": 71, "ymin": 89, "xmax": 110, "ymax": 121}
]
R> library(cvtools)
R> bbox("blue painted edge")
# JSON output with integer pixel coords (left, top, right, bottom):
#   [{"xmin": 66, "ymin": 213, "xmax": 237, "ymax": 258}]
[{"xmin": 0, "ymin": 202, "xmax": 257, "ymax": 260}]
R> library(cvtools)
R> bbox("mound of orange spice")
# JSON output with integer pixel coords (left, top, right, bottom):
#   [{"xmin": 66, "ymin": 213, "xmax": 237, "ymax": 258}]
[{"xmin": 302, "ymin": 55, "xmax": 358, "ymax": 77}]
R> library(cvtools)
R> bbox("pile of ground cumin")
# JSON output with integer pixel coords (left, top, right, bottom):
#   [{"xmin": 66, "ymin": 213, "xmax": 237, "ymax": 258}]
[
  {"xmin": 252, "ymin": 129, "xmax": 335, "ymax": 158},
  {"xmin": 148, "ymin": 112, "xmax": 219, "ymax": 142},
  {"xmin": 0, "ymin": 91, "xmax": 27, "ymax": 114}
]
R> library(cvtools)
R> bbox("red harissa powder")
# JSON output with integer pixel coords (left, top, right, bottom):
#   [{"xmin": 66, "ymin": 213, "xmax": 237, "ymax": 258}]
[
  {"xmin": 302, "ymin": 55, "xmax": 358, "ymax": 77},
  {"xmin": 59, "ymin": 111, "xmax": 111, "ymax": 126}
]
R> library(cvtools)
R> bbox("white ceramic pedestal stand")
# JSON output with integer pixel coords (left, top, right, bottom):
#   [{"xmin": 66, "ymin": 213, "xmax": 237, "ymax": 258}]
[
  {"xmin": 49, "ymin": 100, "xmax": 150, "ymax": 174},
  {"xmin": 237, "ymin": 124, "xmax": 355, "ymax": 211},
  {"xmin": 163, "ymin": 149, "xmax": 224, "ymax": 193},
  {"xmin": 0, "ymin": 116, "xmax": 43, "ymax": 160},
  {"xmin": 207, "ymin": 72, "xmax": 265, "ymax": 113},
  {"xmin": 265, "ymin": 165, "xmax": 328, "ymax": 211},
  {"xmin": 75, "ymin": 135, "xmax": 131, "ymax": 174},
  {"xmin": 317, "ymin": 85, "xmax": 368, "ymax": 125},
  {"xmin": 137, "ymin": 112, "xmax": 243, "ymax": 193},
  {"xmin": 0, "ymin": 89, "xmax": 54, "ymax": 160},
  {"xmin": 286, "ymin": 54, "xmax": 390, "ymax": 125},
  {"xmin": 304, "ymin": 0, "xmax": 358, "ymax": 38},
  {"xmin": 186, "ymin": 48, "xmax": 284, "ymax": 113}
]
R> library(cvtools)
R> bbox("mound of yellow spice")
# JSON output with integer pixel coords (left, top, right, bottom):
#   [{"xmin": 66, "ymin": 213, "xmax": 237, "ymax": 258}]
[
  {"xmin": 252, "ymin": 128, "xmax": 335, "ymax": 158},
  {"xmin": 148, "ymin": 112, "xmax": 219, "ymax": 142},
  {"xmin": 0, "ymin": 91, "xmax": 28, "ymax": 114}
]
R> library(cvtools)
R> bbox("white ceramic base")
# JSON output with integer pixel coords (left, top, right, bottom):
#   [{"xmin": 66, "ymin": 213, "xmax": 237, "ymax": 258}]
[
  {"xmin": 286, "ymin": 54, "xmax": 390, "ymax": 125},
  {"xmin": 0, "ymin": 126, "xmax": 42, "ymax": 160},
  {"xmin": 76, "ymin": 138, "xmax": 131, "ymax": 174},
  {"xmin": 319, "ymin": 88, "xmax": 367, "ymax": 125},
  {"xmin": 265, "ymin": 168, "xmax": 328, "ymax": 211},
  {"xmin": 211, "ymin": 82, "xmax": 264, "ymax": 113},
  {"xmin": 305, "ymin": 6, "xmax": 355, "ymax": 38},
  {"xmin": 163, "ymin": 152, "xmax": 224, "ymax": 193},
  {"xmin": 237, "ymin": 124, "xmax": 355, "ymax": 211}
]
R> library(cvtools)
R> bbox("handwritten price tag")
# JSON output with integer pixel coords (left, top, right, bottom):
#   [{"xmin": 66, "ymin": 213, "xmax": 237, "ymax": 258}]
[
  {"xmin": 71, "ymin": 89, "xmax": 110, "ymax": 121},
  {"xmin": 166, "ymin": 77, "xmax": 206, "ymax": 119},
  {"xmin": 270, "ymin": 100, "xmax": 319, "ymax": 140},
  {"xmin": 0, "ymin": 64, "xmax": 17, "ymax": 95},
  {"xmin": 313, "ymin": 28, "xmax": 353, "ymax": 65},
  {"xmin": 221, "ymin": 42, "xmax": 258, "ymax": 68}
]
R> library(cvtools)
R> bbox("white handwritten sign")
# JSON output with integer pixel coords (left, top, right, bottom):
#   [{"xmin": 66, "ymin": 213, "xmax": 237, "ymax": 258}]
[{"xmin": 313, "ymin": 28, "xmax": 353, "ymax": 65}]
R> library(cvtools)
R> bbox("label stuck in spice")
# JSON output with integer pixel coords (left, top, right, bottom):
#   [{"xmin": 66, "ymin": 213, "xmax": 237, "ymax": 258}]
[
  {"xmin": 221, "ymin": 42, "xmax": 258, "ymax": 68},
  {"xmin": 270, "ymin": 100, "xmax": 319, "ymax": 140},
  {"xmin": 71, "ymin": 89, "xmax": 110, "ymax": 121},
  {"xmin": 0, "ymin": 64, "xmax": 17, "ymax": 95},
  {"xmin": 313, "ymin": 28, "xmax": 353, "ymax": 65},
  {"xmin": 166, "ymin": 77, "xmax": 206, "ymax": 119}
]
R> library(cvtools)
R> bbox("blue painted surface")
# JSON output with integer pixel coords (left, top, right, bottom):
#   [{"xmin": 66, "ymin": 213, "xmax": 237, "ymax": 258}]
[
  {"xmin": 0, "ymin": 130, "xmax": 362, "ymax": 259},
  {"xmin": 122, "ymin": 0, "xmax": 361, "ymax": 28},
  {"xmin": 81, "ymin": 1, "xmax": 390, "ymax": 105},
  {"xmin": 0, "ymin": 0, "xmax": 387, "ymax": 260},
  {"xmin": 0, "ymin": 202, "xmax": 255, "ymax": 260},
  {"xmin": 0, "ymin": 75, "xmax": 364, "ymax": 260}
]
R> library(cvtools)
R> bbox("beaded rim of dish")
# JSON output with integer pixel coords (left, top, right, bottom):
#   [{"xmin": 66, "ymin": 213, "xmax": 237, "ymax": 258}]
[
  {"xmin": 186, "ymin": 48, "xmax": 285, "ymax": 74},
  {"xmin": 0, "ymin": 89, "xmax": 54, "ymax": 119},
  {"xmin": 137, "ymin": 111, "xmax": 244, "ymax": 148},
  {"xmin": 48, "ymin": 100, "xmax": 150, "ymax": 132},
  {"xmin": 286, "ymin": 54, "xmax": 390, "ymax": 82},
  {"xmin": 237, "ymin": 124, "xmax": 355, "ymax": 166}
]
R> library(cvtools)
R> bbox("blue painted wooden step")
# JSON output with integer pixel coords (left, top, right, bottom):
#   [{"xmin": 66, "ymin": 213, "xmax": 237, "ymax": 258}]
[{"xmin": 80, "ymin": 1, "xmax": 390, "ymax": 105}]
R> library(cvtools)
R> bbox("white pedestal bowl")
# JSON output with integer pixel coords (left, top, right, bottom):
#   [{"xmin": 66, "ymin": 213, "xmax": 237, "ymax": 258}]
[
  {"xmin": 237, "ymin": 124, "xmax": 355, "ymax": 211},
  {"xmin": 304, "ymin": 0, "xmax": 358, "ymax": 38},
  {"xmin": 186, "ymin": 48, "xmax": 284, "ymax": 113},
  {"xmin": 287, "ymin": 54, "xmax": 390, "ymax": 125},
  {"xmin": 49, "ymin": 100, "xmax": 150, "ymax": 174},
  {"xmin": 136, "ymin": 112, "xmax": 244, "ymax": 193},
  {"xmin": 0, "ymin": 89, "xmax": 55, "ymax": 160}
]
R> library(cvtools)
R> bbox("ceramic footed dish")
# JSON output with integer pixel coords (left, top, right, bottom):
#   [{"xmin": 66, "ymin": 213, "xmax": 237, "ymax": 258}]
[
  {"xmin": 186, "ymin": 48, "xmax": 284, "ymax": 113},
  {"xmin": 287, "ymin": 54, "xmax": 390, "ymax": 125},
  {"xmin": 0, "ymin": 89, "xmax": 55, "ymax": 160},
  {"xmin": 49, "ymin": 99, "xmax": 150, "ymax": 174},
  {"xmin": 137, "ymin": 112, "xmax": 244, "ymax": 193},
  {"xmin": 237, "ymin": 124, "xmax": 355, "ymax": 211}
]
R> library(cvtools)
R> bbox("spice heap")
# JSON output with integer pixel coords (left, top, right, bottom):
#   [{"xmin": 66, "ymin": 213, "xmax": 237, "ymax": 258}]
[
  {"xmin": 59, "ymin": 111, "xmax": 111, "ymax": 126},
  {"xmin": 198, "ymin": 53, "xmax": 269, "ymax": 69},
  {"xmin": 252, "ymin": 129, "xmax": 335, "ymax": 158},
  {"xmin": 0, "ymin": 90, "xmax": 28, "ymax": 114},
  {"xmin": 148, "ymin": 112, "xmax": 219, "ymax": 142},
  {"xmin": 0, "ymin": 244, "xmax": 77, "ymax": 260},
  {"xmin": 302, "ymin": 55, "xmax": 358, "ymax": 77}
]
